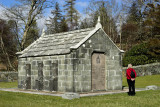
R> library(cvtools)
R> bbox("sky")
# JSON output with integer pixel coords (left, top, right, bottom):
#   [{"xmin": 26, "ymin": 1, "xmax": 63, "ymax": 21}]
[
  {"xmin": 0, "ymin": 0, "xmax": 122, "ymax": 30},
  {"xmin": 0, "ymin": 0, "xmax": 95, "ymax": 15},
  {"xmin": 0, "ymin": 0, "xmax": 122, "ymax": 16},
  {"xmin": 0, "ymin": 0, "xmax": 92, "ymax": 29}
]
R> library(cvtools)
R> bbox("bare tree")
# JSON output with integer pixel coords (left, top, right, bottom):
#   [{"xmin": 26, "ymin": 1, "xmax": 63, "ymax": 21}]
[
  {"xmin": 84, "ymin": 0, "xmax": 120, "ymax": 42},
  {"xmin": 1, "ymin": 0, "xmax": 53, "ymax": 50}
]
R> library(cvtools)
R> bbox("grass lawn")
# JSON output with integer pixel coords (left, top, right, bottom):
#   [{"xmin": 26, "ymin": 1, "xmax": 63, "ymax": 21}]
[
  {"xmin": 0, "ymin": 75, "xmax": 160, "ymax": 107},
  {"xmin": 123, "ymin": 75, "xmax": 160, "ymax": 88},
  {"xmin": 0, "ymin": 81, "xmax": 18, "ymax": 88},
  {"xmin": 0, "ymin": 90, "xmax": 160, "ymax": 107},
  {"xmin": 0, "ymin": 75, "xmax": 160, "ymax": 89}
]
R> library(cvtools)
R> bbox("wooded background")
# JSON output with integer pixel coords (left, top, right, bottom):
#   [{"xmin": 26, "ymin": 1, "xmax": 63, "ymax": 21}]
[{"xmin": 0, "ymin": 0, "xmax": 159, "ymax": 71}]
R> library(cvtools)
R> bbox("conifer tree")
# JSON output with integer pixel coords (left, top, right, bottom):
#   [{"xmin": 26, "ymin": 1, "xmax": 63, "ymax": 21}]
[
  {"xmin": 64, "ymin": 0, "xmax": 79, "ymax": 30},
  {"xmin": 91, "ymin": 2, "xmax": 116, "ymax": 39},
  {"xmin": 143, "ymin": 0, "xmax": 160, "ymax": 38},
  {"xmin": 121, "ymin": 2, "xmax": 143, "ymax": 50},
  {"xmin": 46, "ymin": 2, "xmax": 63, "ymax": 34},
  {"xmin": 60, "ymin": 17, "xmax": 69, "ymax": 32}
]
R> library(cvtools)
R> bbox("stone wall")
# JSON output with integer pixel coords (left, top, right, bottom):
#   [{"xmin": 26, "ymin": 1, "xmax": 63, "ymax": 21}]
[
  {"xmin": 0, "ymin": 72, "xmax": 18, "ymax": 82},
  {"xmin": 123, "ymin": 63, "xmax": 160, "ymax": 76}
]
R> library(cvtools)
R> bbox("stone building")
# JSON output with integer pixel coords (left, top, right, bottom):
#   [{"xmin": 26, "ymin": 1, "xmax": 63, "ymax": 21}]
[{"xmin": 17, "ymin": 17, "xmax": 124, "ymax": 92}]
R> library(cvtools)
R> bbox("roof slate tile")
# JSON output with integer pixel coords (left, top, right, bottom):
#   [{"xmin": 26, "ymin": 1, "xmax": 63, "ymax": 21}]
[{"xmin": 20, "ymin": 28, "xmax": 94, "ymax": 57}]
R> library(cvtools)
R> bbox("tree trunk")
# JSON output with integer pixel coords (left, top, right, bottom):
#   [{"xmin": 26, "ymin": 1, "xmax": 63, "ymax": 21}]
[{"xmin": 21, "ymin": 27, "xmax": 29, "ymax": 50}]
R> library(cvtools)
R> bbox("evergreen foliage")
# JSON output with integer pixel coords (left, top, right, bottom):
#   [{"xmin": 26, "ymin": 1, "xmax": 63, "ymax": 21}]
[
  {"xmin": 122, "ymin": 0, "xmax": 160, "ymax": 66},
  {"xmin": 123, "ymin": 38, "xmax": 160, "ymax": 67},
  {"xmin": 64, "ymin": 0, "xmax": 79, "ymax": 30},
  {"xmin": 143, "ymin": 0, "xmax": 160, "ymax": 38},
  {"xmin": 46, "ymin": 2, "xmax": 63, "ymax": 34},
  {"xmin": 60, "ymin": 17, "xmax": 69, "ymax": 32},
  {"xmin": 92, "ymin": 2, "xmax": 110, "ymax": 34},
  {"xmin": 122, "ymin": 1, "xmax": 143, "ymax": 50}
]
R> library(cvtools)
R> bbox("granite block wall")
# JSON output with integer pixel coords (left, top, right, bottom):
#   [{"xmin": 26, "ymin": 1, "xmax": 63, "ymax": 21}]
[
  {"xmin": 123, "ymin": 63, "xmax": 160, "ymax": 76},
  {"xmin": 0, "ymin": 72, "xmax": 18, "ymax": 82},
  {"xmin": 18, "ymin": 55, "xmax": 75, "ymax": 92},
  {"xmin": 72, "ymin": 29, "xmax": 122, "ymax": 91},
  {"xmin": 18, "ymin": 29, "xmax": 123, "ymax": 92}
]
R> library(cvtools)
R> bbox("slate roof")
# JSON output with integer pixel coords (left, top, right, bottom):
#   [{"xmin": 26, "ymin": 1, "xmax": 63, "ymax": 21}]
[{"xmin": 19, "ymin": 27, "xmax": 95, "ymax": 57}]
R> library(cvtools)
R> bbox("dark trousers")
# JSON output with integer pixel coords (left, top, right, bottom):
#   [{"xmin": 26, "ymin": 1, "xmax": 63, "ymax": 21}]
[{"xmin": 127, "ymin": 79, "xmax": 135, "ymax": 95}]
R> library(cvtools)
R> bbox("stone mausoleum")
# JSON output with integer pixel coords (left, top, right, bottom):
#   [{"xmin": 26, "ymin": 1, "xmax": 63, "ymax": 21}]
[{"xmin": 17, "ymin": 17, "xmax": 124, "ymax": 92}]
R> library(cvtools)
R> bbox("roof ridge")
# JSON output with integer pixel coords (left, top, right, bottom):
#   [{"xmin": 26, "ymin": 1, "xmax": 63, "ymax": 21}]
[{"xmin": 44, "ymin": 27, "xmax": 94, "ymax": 37}]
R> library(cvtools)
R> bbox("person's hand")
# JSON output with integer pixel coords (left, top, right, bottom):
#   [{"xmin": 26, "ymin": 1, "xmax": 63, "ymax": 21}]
[{"xmin": 131, "ymin": 78, "xmax": 135, "ymax": 81}]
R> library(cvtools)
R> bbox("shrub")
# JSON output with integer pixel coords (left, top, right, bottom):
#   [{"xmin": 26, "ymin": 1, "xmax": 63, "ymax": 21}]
[
  {"xmin": 125, "ymin": 43, "xmax": 148, "ymax": 57},
  {"xmin": 123, "ymin": 55, "xmax": 148, "ymax": 67},
  {"xmin": 123, "ymin": 38, "xmax": 160, "ymax": 67}
]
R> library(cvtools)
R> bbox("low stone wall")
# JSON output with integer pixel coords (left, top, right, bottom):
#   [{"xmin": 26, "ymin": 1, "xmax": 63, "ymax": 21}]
[
  {"xmin": 123, "ymin": 63, "xmax": 160, "ymax": 77},
  {"xmin": 0, "ymin": 72, "xmax": 18, "ymax": 82}
]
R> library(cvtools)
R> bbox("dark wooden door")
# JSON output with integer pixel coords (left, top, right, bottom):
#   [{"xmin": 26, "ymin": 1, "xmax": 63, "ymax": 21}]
[{"xmin": 92, "ymin": 53, "xmax": 105, "ymax": 90}]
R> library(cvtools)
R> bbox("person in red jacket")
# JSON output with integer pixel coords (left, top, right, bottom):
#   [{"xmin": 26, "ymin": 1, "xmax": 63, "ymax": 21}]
[{"xmin": 126, "ymin": 64, "xmax": 137, "ymax": 96}]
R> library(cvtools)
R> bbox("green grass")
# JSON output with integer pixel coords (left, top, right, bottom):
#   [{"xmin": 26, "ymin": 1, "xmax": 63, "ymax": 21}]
[
  {"xmin": 0, "ymin": 81, "xmax": 18, "ymax": 88},
  {"xmin": 123, "ymin": 75, "xmax": 160, "ymax": 88},
  {"xmin": 0, "ymin": 75, "xmax": 160, "ymax": 107},
  {"xmin": 0, "ymin": 75, "xmax": 160, "ymax": 89},
  {"xmin": 0, "ymin": 90, "xmax": 160, "ymax": 107}
]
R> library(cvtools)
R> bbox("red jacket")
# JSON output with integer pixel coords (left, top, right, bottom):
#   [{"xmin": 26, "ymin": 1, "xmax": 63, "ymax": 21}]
[{"xmin": 126, "ymin": 68, "xmax": 136, "ymax": 79}]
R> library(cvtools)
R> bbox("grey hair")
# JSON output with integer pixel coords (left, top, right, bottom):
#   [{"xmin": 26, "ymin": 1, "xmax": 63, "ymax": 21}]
[{"xmin": 128, "ymin": 64, "xmax": 133, "ymax": 68}]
